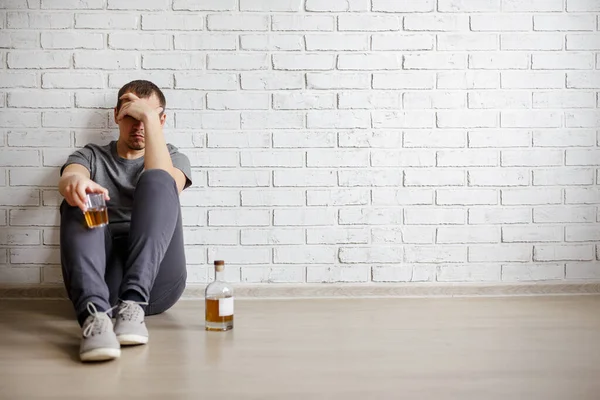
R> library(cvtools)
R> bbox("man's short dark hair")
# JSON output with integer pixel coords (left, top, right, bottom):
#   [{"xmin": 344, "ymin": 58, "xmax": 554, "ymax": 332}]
[{"xmin": 116, "ymin": 80, "xmax": 166, "ymax": 114}]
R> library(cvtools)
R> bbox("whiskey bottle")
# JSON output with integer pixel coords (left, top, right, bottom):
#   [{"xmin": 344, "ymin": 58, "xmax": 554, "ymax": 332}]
[{"xmin": 205, "ymin": 260, "xmax": 234, "ymax": 331}]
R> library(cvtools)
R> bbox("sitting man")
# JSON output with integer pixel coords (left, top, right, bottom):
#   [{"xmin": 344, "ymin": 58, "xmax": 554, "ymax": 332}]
[{"xmin": 58, "ymin": 80, "xmax": 192, "ymax": 362}]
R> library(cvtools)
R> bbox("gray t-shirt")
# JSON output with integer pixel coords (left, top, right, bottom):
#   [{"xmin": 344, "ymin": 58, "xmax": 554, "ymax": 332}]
[{"xmin": 61, "ymin": 140, "xmax": 192, "ymax": 233}]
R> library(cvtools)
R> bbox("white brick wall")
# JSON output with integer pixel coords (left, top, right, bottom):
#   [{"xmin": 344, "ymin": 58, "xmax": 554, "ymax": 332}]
[{"xmin": 0, "ymin": 1, "xmax": 599, "ymax": 286}]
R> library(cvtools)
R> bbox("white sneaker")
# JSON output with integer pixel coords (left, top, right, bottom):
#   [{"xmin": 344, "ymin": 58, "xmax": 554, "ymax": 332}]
[
  {"xmin": 79, "ymin": 303, "xmax": 121, "ymax": 362},
  {"xmin": 113, "ymin": 300, "xmax": 149, "ymax": 346}
]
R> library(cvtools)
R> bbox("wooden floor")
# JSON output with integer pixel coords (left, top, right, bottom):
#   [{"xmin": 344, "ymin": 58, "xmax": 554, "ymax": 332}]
[{"xmin": 0, "ymin": 296, "xmax": 599, "ymax": 400}]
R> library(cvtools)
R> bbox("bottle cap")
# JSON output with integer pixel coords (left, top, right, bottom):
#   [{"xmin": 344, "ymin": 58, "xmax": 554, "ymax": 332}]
[{"xmin": 214, "ymin": 260, "xmax": 225, "ymax": 266}]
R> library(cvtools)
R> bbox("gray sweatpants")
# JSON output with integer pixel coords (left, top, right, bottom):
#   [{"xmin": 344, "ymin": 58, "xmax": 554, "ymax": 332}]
[{"xmin": 60, "ymin": 169, "xmax": 187, "ymax": 323}]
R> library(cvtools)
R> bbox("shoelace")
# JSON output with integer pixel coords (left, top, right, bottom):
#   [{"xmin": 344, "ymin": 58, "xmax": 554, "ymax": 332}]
[
  {"xmin": 118, "ymin": 300, "xmax": 149, "ymax": 322},
  {"xmin": 82, "ymin": 302, "xmax": 115, "ymax": 338}
]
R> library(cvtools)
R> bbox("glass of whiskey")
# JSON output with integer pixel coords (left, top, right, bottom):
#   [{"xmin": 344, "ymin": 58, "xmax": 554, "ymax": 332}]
[
  {"xmin": 84, "ymin": 193, "xmax": 108, "ymax": 229},
  {"xmin": 205, "ymin": 260, "xmax": 234, "ymax": 331}
]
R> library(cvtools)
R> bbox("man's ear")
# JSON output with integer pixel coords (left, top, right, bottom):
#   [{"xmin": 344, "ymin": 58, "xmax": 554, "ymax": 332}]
[
  {"xmin": 160, "ymin": 113, "xmax": 167, "ymax": 126},
  {"xmin": 113, "ymin": 107, "xmax": 119, "ymax": 124}
]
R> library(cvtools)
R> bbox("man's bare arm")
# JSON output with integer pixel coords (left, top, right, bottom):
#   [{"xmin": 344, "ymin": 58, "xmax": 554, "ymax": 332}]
[{"xmin": 59, "ymin": 164, "xmax": 110, "ymax": 211}]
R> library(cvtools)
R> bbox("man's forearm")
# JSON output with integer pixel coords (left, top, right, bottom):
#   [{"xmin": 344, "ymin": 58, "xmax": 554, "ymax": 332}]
[{"xmin": 142, "ymin": 113, "xmax": 175, "ymax": 173}]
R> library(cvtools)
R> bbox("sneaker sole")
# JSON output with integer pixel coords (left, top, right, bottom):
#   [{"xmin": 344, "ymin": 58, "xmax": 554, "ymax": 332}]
[
  {"xmin": 80, "ymin": 348, "xmax": 121, "ymax": 362},
  {"xmin": 117, "ymin": 334, "xmax": 148, "ymax": 346}
]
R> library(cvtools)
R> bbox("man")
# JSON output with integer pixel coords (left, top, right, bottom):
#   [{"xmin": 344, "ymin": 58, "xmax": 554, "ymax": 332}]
[{"xmin": 58, "ymin": 80, "xmax": 192, "ymax": 362}]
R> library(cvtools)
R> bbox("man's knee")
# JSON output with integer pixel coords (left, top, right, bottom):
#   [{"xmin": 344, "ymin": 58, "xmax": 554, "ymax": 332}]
[{"xmin": 139, "ymin": 169, "xmax": 175, "ymax": 186}]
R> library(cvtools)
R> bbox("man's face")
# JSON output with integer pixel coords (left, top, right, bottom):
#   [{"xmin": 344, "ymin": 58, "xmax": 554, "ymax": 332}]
[{"xmin": 114, "ymin": 92, "xmax": 165, "ymax": 151}]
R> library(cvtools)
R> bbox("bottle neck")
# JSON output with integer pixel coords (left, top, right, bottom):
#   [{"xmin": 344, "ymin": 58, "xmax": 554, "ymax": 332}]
[{"xmin": 215, "ymin": 267, "xmax": 225, "ymax": 282}]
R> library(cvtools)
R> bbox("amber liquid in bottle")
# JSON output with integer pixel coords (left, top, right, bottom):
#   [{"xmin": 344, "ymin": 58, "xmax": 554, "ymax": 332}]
[{"xmin": 205, "ymin": 260, "xmax": 234, "ymax": 331}]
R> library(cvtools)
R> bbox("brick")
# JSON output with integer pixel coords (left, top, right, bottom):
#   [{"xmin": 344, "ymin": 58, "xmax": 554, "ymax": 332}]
[
  {"xmin": 242, "ymin": 267, "xmax": 305, "ymax": 284},
  {"xmin": 566, "ymin": 226, "xmax": 600, "ymax": 242},
  {"xmin": 174, "ymin": 34, "xmax": 237, "ymax": 50},
  {"xmin": 271, "ymin": 15, "xmax": 334, "ymax": 31},
  {"xmin": 0, "ymin": 0, "xmax": 31, "ymax": 8},
  {"xmin": 372, "ymin": 189, "xmax": 433, "ymax": 205},
  {"xmin": 567, "ymin": 0, "xmax": 600, "ymax": 11},
  {"xmin": 0, "ymin": 188, "xmax": 39, "ymax": 206},
  {"xmin": 0, "ymin": 228, "xmax": 40, "ymax": 245},
  {"xmin": 43, "ymin": 148, "xmax": 74, "ymax": 167},
  {"xmin": 109, "ymin": 33, "xmax": 170, "ymax": 50},
  {"xmin": 469, "ymin": 207, "xmax": 532, "ymax": 224},
  {"xmin": 0, "ymin": 72, "xmax": 36, "ymax": 88},
  {"xmin": 177, "ymin": 112, "xmax": 239, "ymax": 130},
  {"xmin": 306, "ymin": 150, "xmax": 369, "ymax": 167},
  {"xmin": 534, "ymin": 15, "xmax": 596, "ymax": 31},
  {"xmin": 176, "ymin": 72, "xmax": 237, "ymax": 90},
  {"xmin": 8, "ymin": 131, "xmax": 69, "ymax": 147},
  {"xmin": 567, "ymin": 72, "xmax": 600, "ymax": 89},
  {"xmin": 534, "ymin": 245, "xmax": 594, "ymax": 262},
  {"xmin": 208, "ymin": 209, "xmax": 270, "ymax": 227},
  {"xmin": 437, "ymin": 189, "xmax": 497, "ymax": 205},
  {"xmin": 109, "ymin": 72, "xmax": 173, "ymax": 89},
  {"xmin": 0, "ymin": 110, "xmax": 41, "ymax": 128},
  {"xmin": 173, "ymin": 0, "xmax": 236, "ymax": 10},
  {"xmin": 273, "ymin": 170, "xmax": 337, "ymax": 187},
  {"xmin": 468, "ymin": 169, "xmax": 529, "ymax": 187},
  {"xmin": 438, "ymin": 34, "xmax": 497, "ymax": 51},
  {"xmin": 338, "ymin": 170, "xmax": 403, "ymax": 187},
  {"xmin": 439, "ymin": 111, "xmax": 498, "ymax": 129},
  {"xmin": 438, "ymin": 265, "xmax": 501, "ymax": 282},
  {"xmin": 8, "ymin": 51, "xmax": 71, "ymax": 69},
  {"xmin": 307, "ymin": 228, "xmax": 369, "ymax": 245},
  {"xmin": 373, "ymin": 265, "xmax": 434, "ymax": 282},
  {"xmin": 274, "ymin": 208, "xmax": 335, "ymax": 226},
  {"xmin": 565, "ymin": 187, "xmax": 600, "ymax": 204},
  {"xmin": 372, "ymin": 0, "xmax": 435, "ymax": 12},
  {"xmin": 470, "ymin": 14, "xmax": 531, "ymax": 31},
  {"xmin": 0, "ymin": 31, "xmax": 38, "ymax": 48},
  {"xmin": 566, "ymin": 34, "xmax": 600, "ymax": 50},
  {"xmin": 186, "ymin": 150, "xmax": 238, "ymax": 168},
  {"xmin": 567, "ymin": 149, "xmax": 600, "ymax": 166},
  {"xmin": 437, "ymin": 226, "xmax": 499, "ymax": 244},
  {"xmin": 371, "ymin": 150, "xmax": 435, "ymax": 167},
  {"xmin": 307, "ymin": 266, "xmax": 369, "ymax": 283},
  {"xmin": 533, "ymin": 53, "xmax": 594, "ymax": 70},
  {"xmin": 308, "ymin": 111, "xmax": 370, "ymax": 129},
  {"xmin": 74, "ymin": 52, "xmax": 140, "ymax": 71},
  {"xmin": 0, "ymin": 267, "xmax": 40, "ymax": 284},
  {"xmin": 141, "ymin": 14, "xmax": 203, "ymax": 30},
  {"xmin": 339, "ymin": 247, "xmax": 403, "ymax": 263},
  {"xmin": 469, "ymin": 245, "xmax": 531, "ymax": 262},
  {"xmin": 405, "ymin": 169, "xmax": 464, "ymax": 187},
  {"xmin": 374, "ymin": 111, "xmax": 434, "ymax": 128},
  {"xmin": 180, "ymin": 190, "xmax": 238, "ymax": 207},
  {"xmin": 405, "ymin": 15, "xmax": 468, "ymax": 31},
  {"xmin": 160, "ymin": 90, "xmax": 205, "ymax": 110},
  {"xmin": 437, "ymin": 150, "xmax": 498, "ymax": 167},
  {"xmin": 273, "ymin": 132, "xmax": 336, "ymax": 148},
  {"xmin": 305, "ymin": 0, "xmax": 370, "ymax": 12},
  {"xmin": 241, "ymin": 111, "xmax": 304, "ymax": 129},
  {"xmin": 207, "ymin": 14, "xmax": 268, "ymax": 31},
  {"xmin": 183, "ymin": 228, "xmax": 238, "ymax": 245},
  {"xmin": 468, "ymin": 91, "xmax": 530, "ymax": 109},
  {"xmin": 339, "ymin": 92, "xmax": 399, "ymax": 109},
  {"xmin": 208, "ymin": 171, "xmax": 269, "ymax": 187},
  {"xmin": 533, "ymin": 168, "xmax": 594, "ymax": 186},
  {"xmin": 468, "ymin": 130, "xmax": 530, "ymax": 148},
  {"xmin": 405, "ymin": 53, "xmax": 466, "ymax": 70},
  {"xmin": 338, "ymin": 53, "xmax": 402, "ymax": 70},
  {"xmin": 404, "ymin": 207, "xmax": 465, "ymax": 225},
  {"xmin": 372, "ymin": 34, "xmax": 434, "ymax": 51},
  {"xmin": 567, "ymin": 262, "xmax": 600, "ymax": 279},
  {"xmin": 372, "ymin": 227, "xmax": 435, "ymax": 244},
  {"xmin": 501, "ymin": 150, "xmax": 563, "ymax": 167},
  {"xmin": 339, "ymin": 208, "xmax": 403, "ymax": 225},
  {"xmin": 374, "ymin": 72, "xmax": 434, "ymax": 90},
  {"xmin": 274, "ymin": 93, "xmax": 335, "ymax": 110},
  {"xmin": 339, "ymin": 131, "xmax": 403, "ymax": 148},
  {"xmin": 206, "ymin": 132, "xmax": 271, "ymax": 148},
  {"xmin": 43, "ymin": 72, "xmax": 103, "ymax": 89},
  {"xmin": 76, "ymin": 13, "xmax": 138, "ymax": 29},
  {"xmin": 503, "ymin": 0, "xmax": 563, "ymax": 12},
  {"xmin": 10, "ymin": 208, "xmax": 59, "ymax": 226},
  {"xmin": 42, "ymin": 0, "xmax": 104, "ymax": 9},
  {"xmin": 241, "ymin": 151, "xmax": 303, "ymax": 167},
  {"xmin": 208, "ymin": 54, "xmax": 269, "ymax": 70},
  {"xmin": 241, "ymin": 0, "xmax": 302, "ymax": 11},
  {"xmin": 8, "ymin": 91, "xmax": 71, "ymax": 108},
  {"xmin": 207, "ymin": 93, "xmax": 269, "ymax": 110},
  {"xmin": 42, "ymin": 110, "xmax": 106, "ymax": 128},
  {"xmin": 405, "ymin": 246, "xmax": 466, "ymax": 263},
  {"xmin": 307, "ymin": 189, "xmax": 370, "ymax": 206},
  {"xmin": 437, "ymin": 71, "xmax": 499, "ymax": 89},
  {"xmin": 241, "ymin": 228, "xmax": 304, "ymax": 245},
  {"xmin": 208, "ymin": 247, "xmax": 270, "ymax": 265},
  {"xmin": 241, "ymin": 35, "xmax": 303, "ymax": 51},
  {"xmin": 181, "ymin": 208, "xmax": 206, "ymax": 226},
  {"xmin": 403, "ymin": 92, "xmax": 466, "ymax": 110},
  {"xmin": 566, "ymin": 110, "xmax": 600, "ymax": 128},
  {"xmin": 8, "ymin": 11, "xmax": 73, "ymax": 29},
  {"xmin": 241, "ymin": 72, "xmax": 303, "ymax": 90},
  {"xmin": 42, "ymin": 190, "xmax": 63, "ymax": 207},
  {"xmin": 501, "ymin": 188, "xmax": 562, "ymax": 206},
  {"xmin": 41, "ymin": 32, "xmax": 103, "ymax": 49},
  {"xmin": 9, "ymin": 168, "xmax": 58, "ymax": 187},
  {"xmin": 534, "ymin": 206, "xmax": 595, "ymax": 223},
  {"xmin": 107, "ymin": 0, "xmax": 168, "ymax": 9},
  {"xmin": 534, "ymin": 91, "xmax": 595, "ymax": 109},
  {"xmin": 308, "ymin": 73, "xmax": 370, "ymax": 89},
  {"xmin": 306, "ymin": 34, "xmax": 369, "ymax": 51},
  {"xmin": 503, "ymin": 264, "xmax": 565, "ymax": 281},
  {"xmin": 502, "ymin": 71, "xmax": 565, "ymax": 89},
  {"xmin": 502, "ymin": 226, "xmax": 563, "ymax": 243},
  {"xmin": 468, "ymin": 52, "xmax": 529, "ymax": 69},
  {"xmin": 273, "ymin": 54, "xmax": 335, "ymax": 71},
  {"xmin": 339, "ymin": 14, "xmax": 401, "ymax": 31}
]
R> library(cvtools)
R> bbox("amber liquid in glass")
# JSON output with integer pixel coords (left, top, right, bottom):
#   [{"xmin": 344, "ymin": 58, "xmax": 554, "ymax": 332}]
[{"xmin": 84, "ymin": 207, "xmax": 108, "ymax": 228}]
